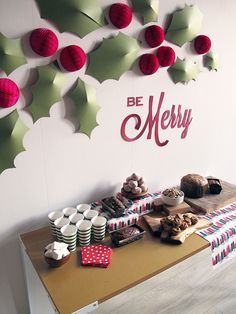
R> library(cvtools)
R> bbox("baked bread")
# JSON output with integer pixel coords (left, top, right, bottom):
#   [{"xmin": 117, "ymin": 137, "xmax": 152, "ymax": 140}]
[{"xmin": 181, "ymin": 174, "xmax": 208, "ymax": 198}]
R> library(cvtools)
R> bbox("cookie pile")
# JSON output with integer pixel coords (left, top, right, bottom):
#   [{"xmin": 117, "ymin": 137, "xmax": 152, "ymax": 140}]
[
  {"xmin": 122, "ymin": 173, "xmax": 148, "ymax": 195},
  {"xmin": 160, "ymin": 213, "xmax": 198, "ymax": 236},
  {"xmin": 162, "ymin": 187, "xmax": 183, "ymax": 198}
]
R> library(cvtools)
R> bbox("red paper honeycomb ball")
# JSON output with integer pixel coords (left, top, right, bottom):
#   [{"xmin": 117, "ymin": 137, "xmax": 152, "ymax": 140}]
[
  {"xmin": 0, "ymin": 78, "xmax": 20, "ymax": 108},
  {"xmin": 139, "ymin": 54, "xmax": 159, "ymax": 75},
  {"xmin": 194, "ymin": 35, "xmax": 211, "ymax": 54},
  {"xmin": 145, "ymin": 25, "xmax": 165, "ymax": 48},
  {"xmin": 109, "ymin": 3, "xmax": 132, "ymax": 29},
  {"xmin": 30, "ymin": 28, "xmax": 58, "ymax": 57},
  {"xmin": 156, "ymin": 46, "xmax": 176, "ymax": 67},
  {"xmin": 60, "ymin": 45, "xmax": 86, "ymax": 72}
]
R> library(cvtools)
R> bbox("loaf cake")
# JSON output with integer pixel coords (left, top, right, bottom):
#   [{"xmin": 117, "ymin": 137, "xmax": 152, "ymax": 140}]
[{"xmin": 181, "ymin": 174, "xmax": 208, "ymax": 198}]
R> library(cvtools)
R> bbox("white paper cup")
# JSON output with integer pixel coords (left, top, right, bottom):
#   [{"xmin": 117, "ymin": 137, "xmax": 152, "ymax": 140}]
[
  {"xmin": 48, "ymin": 211, "xmax": 64, "ymax": 236},
  {"xmin": 83, "ymin": 209, "xmax": 98, "ymax": 220},
  {"xmin": 61, "ymin": 225, "xmax": 77, "ymax": 251},
  {"xmin": 79, "ymin": 240, "xmax": 90, "ymax": 247},
  {"xmin": 62, "ymin": 207, "xmax": 77, "ymax": 217},
  {"xmin": 54, "ymin": 217, "xmax": 70, "ymax": 241},
  {"xmin": 91, "ymin": 216, "xmax": 107, "ymax": 227},
  {"xmin": 76, "ymin": 203, "xmax": 90, "ymax": 213},
  {"xmin": 76, "ymin": 220, "xmax": 92, "ymax": 231},
  {"xmin": 61, "ymin": 225, "xmax": 77, "ymax": 237},
  {"xmin": 69, "ymin": 213, "xmax": 84, "ymax": 225},
  {"xmin": 92, "ymin": 226, "xmax": 106, "ymax": 232},
  {"xmin": 48, "ymin": 210, "xmax": 64, "ymax": 221}
]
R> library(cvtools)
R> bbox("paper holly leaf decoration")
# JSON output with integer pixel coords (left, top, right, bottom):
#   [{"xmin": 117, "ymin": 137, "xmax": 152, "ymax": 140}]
[
  {"xmin": 165, "ymin": 4, "xmax": 203, "ymax": 47},
  {"xmin": 27, "ymin": 64, "xmax": 65, "ymax": 122},
  {"xmin": 86, "ymin": 32, "xmax": 140, "ymax": 83},
  {"xmin": 132, "ymin": 0, "xmax": 159, "ymax": 24},
  {"xmin": 168, "ymin": 57, "xmax": 200, "ymax": 84},
  {"xmin": 0, "ymin": 33, "xmax": 27, "ymax": 75},
  {"xmin": 204, "ymin": 51, "xmax": 220, "ymax": 71},
  {"xmin": 0, "ymin": 110, "xmax": 28, "ymax": 174},
  {"xmin": 67, "ymin": 78, "xmax": 100, "ymax": 137},
  {"xmin": 36, "ymin": 0, "xmax": 106, "ymax": 38}
]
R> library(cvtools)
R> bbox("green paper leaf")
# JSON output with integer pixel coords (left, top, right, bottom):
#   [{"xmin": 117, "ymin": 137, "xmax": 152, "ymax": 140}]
[
  {"xmin": 168, "ymin": 57, "xmax": 200, "ymax": 84},
  {"xmin": 36, "ymin": 0, "xmax": 106, "ymax": 38},
  {"xmin": 166, "ymin": 4, "xmax": 203, "ymax": 47},
  {"xmin": 0, "ymin": 33, "xmax": 27, "ymax": 75},
  {"xmin": 86, "ymin": 32, "xmax": 140, "ymax": 83},
  {"xmin": 0, "ymin": 110, "xmax": 28, "ymax": 174},
  {"xmin": 132, "ymin": 0, "xmax": 159, "ymax": 24},
  {"xmin": 68, "ymin": 78, "xmax": 100, "ymax": 137},
  {"xmin": 204, "ymin": 51, "xmax": 220, "ymax": 71},
  {"xmin": 27, "ymin": 64, "xmax": 65, "ymax": 122}
]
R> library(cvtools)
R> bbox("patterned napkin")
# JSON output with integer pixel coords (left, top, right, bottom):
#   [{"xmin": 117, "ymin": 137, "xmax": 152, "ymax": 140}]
[{"xmin": 81, "ymin": 245, "xmax": 112, "ymax": 268}]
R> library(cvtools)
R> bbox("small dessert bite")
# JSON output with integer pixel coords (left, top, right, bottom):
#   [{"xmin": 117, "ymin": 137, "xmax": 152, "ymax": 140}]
[
  {"xmin": 160, "ymin": 213, "xmax": 199, "ymax": 237},
  {"xmin": 44, "ymin": 241, "xmax": 70, "ymax": 267},
  {"xmin": 121, "ymin": 173, "xmax": 148, "ymax": 198}
]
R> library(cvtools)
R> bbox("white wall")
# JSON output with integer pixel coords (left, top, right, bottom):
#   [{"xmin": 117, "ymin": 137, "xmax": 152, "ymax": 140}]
[{"xmin": 0, "ymin": 0, "xmax": 235, "ymax": 313}]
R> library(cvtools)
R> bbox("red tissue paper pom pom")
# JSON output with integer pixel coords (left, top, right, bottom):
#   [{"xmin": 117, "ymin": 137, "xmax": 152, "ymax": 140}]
[
  {"xmin": 60, "ymin": 45, "xmax": 86, "ymax": 72},
  {"xmin": 145, "ymin": 25, "xmax": 164, "ymax": 48},
  {"xmin": 139, "ymin": 54, "xmax": 159, "ymax": 75},
  {"xmin": 194, "ymin": 35, "xmax": 211, "ymax": 54},
  {"xmin": 109, "ymin": 3, "xmax": 132, "ymax": 29},
  {"xmin": 30, "ymin": 28, "xmax": 58, "ymax": 57},
  {"xmin": 156, "ymin": 46, "xmax": 176, "ymax": 67},
  {"xmin": 0, "ymin": 78, "xmax": 19, "ymax": 108}
]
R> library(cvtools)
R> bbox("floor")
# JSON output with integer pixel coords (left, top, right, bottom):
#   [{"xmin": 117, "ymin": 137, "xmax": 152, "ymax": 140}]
[{"xmin": 96, "ymin": 248, "xmax": 236, "ymax": 314}]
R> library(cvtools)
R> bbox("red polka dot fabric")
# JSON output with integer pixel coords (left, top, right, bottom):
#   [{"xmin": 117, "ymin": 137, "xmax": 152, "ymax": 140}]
[
  {"xmin": 109, "ymin": 3, "xmax": 132, "ymax": 29},
  {"xmin": 0, "ymin": 78, "xmax": 19, "ymax": 108},
  {"xmin": 30, "ymin": 28, "xmax": 58, "ymax": 57},
  {"xmin": 81, "ymin": 245, "xmax": 112, "ymax": 268}
]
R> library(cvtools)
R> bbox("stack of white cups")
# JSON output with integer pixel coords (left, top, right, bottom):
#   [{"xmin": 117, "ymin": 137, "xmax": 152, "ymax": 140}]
[
  {"xmin": 48, "ymin": 211, "xmax": 64, "ymax": 237},
  {"xmin": 54, "ymin": 217, "xmax": 70, "ymax": 242},
  {"xmin": 91, "ymin": 216, "xmax": 107, "ymax": 242},
  {"xmin": 61, "ymin": 225, "xmax": 77, "ymax": 251},
  {"xmin": 76, "ymin": 220, "xmax": 92, "ymax": 246}
]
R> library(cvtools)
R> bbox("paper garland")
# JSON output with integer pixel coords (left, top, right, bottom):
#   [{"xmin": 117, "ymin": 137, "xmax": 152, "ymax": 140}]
[
  {"xmin": 166, "ymin": 5, "xmax": 203, "ymax": 47},
  {"xmin": 67, "ymin": 78, "xmax": 100, "ymax": 137},
  {"xmin": 27, "ymin": 64, "xmax": 65, "ymax": 122},
  {"xmin": 0, "ymin": 110, "xmax": 28, "ymax": 174},
  {"xmin": 86, "ymin": 32, "xmax": 140, "ymax": 83},
  {"xmin": 36, "ymin": 0, "xmax": 106, "ymax": 38},
  {"xmin": 0, "ymin": 33, "xmax": 27, "ymax": 75},
  {"xmin": 168, "ymin": 57, "xmax": 200, "ymax": 84},
  {"xmin": 132, "ymin": 0, "xmax": 159, "ymax": 25}
]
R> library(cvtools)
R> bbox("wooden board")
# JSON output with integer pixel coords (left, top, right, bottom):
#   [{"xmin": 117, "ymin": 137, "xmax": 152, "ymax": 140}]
[
  {"xmin": 143, "ymin": 214, "xmax": 212, "ymax": 244},
  {"xmin": 163, "ymin": 201, "xmax": 192, "ymax": 215},
  {"xmin": 184, "ymin": 180, "xmax": 236, "ymax": 214}
]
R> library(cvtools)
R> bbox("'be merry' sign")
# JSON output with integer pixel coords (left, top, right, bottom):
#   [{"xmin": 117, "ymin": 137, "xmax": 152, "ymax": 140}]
[{"xmin": 120, "ymin": 92, "xmax": 193, "ymax": 147}]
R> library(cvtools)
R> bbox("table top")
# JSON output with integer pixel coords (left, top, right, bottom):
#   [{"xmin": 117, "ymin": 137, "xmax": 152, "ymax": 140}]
[{"xmin": 20, "ymin": 219, "xmax": 209, "ymax": 314}]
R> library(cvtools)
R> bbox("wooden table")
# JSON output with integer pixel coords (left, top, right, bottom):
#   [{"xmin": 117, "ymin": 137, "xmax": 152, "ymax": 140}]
[{"xmin": 19, "ymin": 221, "xmax": 208, "ymax": 314}]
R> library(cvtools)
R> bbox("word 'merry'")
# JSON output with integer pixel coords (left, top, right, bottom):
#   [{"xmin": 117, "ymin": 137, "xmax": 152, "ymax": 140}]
[{"xmin": 120, "ymin": 92, "xmax": 193, "ymax": 147}]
